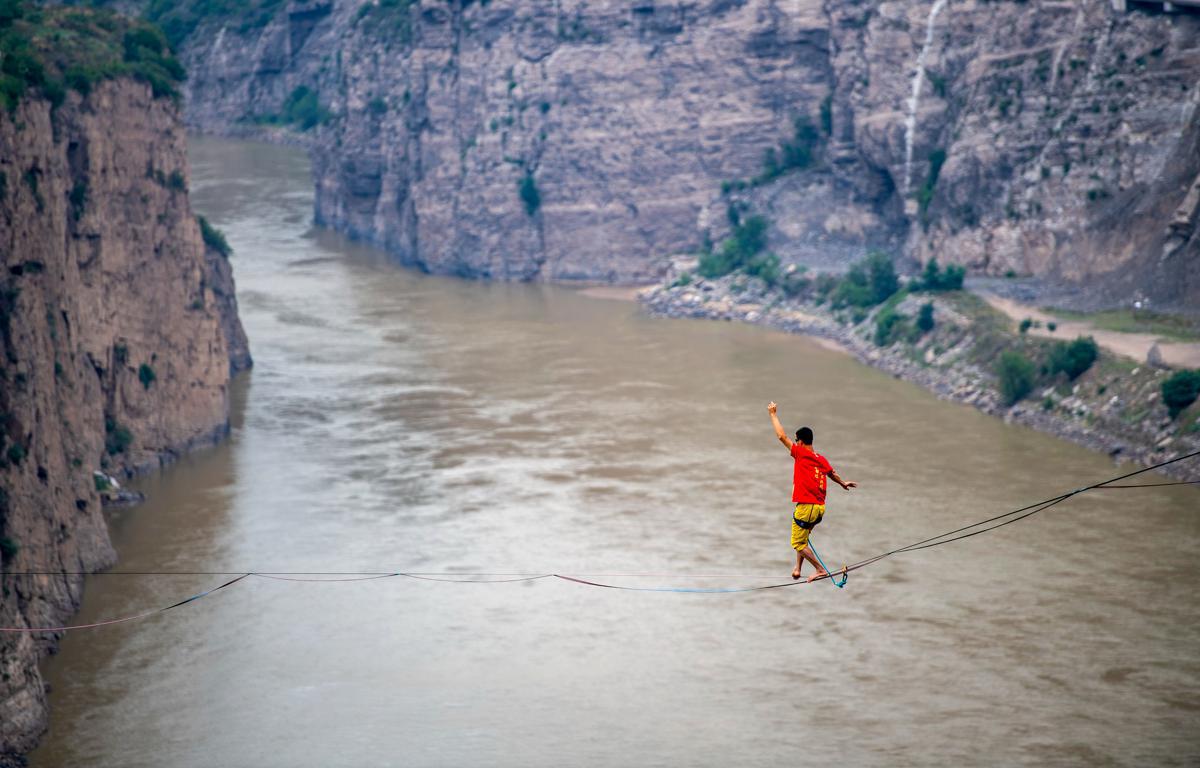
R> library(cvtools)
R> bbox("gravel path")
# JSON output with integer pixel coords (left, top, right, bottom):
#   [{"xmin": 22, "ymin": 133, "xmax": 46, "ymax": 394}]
[{"xmin": 981, "ymin": 293, "xmax": 1200, "ymax": 369}]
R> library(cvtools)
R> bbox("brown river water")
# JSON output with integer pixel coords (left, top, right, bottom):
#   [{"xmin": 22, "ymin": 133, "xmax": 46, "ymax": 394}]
[{"xmin": 30, "ymin": 138, "xmax": 1200, "ymax": 767}]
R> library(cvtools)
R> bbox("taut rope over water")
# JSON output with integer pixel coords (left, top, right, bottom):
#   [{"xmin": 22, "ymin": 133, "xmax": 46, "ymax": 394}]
[{"xmin": 1, "ymin": 451, "xmax": 1197, "ymax": 630}]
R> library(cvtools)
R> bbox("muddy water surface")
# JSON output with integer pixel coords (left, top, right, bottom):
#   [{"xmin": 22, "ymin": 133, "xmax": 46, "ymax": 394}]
[{"xmin": 30, "ymin": 138, "xmax": 1200, "ymax": 767}]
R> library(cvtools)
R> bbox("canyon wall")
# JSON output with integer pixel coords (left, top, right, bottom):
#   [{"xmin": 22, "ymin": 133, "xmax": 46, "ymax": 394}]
[
  {"xmin": 175, "ymin": 0, "xmax": 1199, "ymax": 305},
  {"xmin": 0, "ymin": 79, "xmax": 248, "ymax": 762}
]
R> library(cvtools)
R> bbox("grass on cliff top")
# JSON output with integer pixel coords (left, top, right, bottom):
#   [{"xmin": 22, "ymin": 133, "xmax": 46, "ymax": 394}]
[
  {"xmin": 0, "ymin": 0, "xmax": 184, "ymax": 112},
  {"xmin": 1046, "ymin": 307, "xmax": 1200, "ymax": 342}
]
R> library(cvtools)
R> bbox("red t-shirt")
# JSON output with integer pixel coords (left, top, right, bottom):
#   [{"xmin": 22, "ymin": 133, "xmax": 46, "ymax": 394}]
[{"xmin": 791, "ymin": 444, "xmax": 834, "ymax": 504}]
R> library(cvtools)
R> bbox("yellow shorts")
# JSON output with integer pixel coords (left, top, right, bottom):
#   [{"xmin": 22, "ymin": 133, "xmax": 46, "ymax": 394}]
[{"xmin": 791, "ymin": 503, "xmax": 825, "ymax": 551}]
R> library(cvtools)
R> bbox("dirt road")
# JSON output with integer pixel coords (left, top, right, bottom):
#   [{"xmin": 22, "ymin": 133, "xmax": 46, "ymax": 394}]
[{"xmin": 981, "ymin": 294, "xmax": 1200, "ymax": 368}]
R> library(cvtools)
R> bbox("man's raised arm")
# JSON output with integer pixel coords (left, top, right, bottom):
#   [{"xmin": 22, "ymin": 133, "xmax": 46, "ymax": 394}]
[{"xmin": 767, "ymin": 402, "xmax": 793, "ymax": 449}]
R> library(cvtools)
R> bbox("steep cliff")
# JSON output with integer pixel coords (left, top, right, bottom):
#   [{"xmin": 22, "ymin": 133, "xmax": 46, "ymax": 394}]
[
  {"xmin": 0, "ymin": 6, "xmax": 249, "ymax": 760},
  {"xmin": 175, "ymin": 0, "xmax": 1198, "ymax": 299}
]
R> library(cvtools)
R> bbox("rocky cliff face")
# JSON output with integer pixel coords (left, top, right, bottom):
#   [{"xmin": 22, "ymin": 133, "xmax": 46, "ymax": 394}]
[
  {"xmin": 177, "ymin": 0, "xmax": 1198, "ymax": 304},
  {"xmin": 0, "ymin": 80, "xmax": 248, "ymax": 762}
]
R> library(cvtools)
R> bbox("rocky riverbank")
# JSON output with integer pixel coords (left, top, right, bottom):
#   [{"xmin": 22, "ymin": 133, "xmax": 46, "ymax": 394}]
[{"xmin": 639, "ymin": 264, "xmax": 1200, "ymax": 480}]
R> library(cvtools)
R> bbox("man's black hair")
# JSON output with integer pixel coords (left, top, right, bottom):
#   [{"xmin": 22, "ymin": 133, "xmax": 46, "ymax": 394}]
[{"xmin": 795, "ymin": 426, "xmax": 814, "ymax": 445}]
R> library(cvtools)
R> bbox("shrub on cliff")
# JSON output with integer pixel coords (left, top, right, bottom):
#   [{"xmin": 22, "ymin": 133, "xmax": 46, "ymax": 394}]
[
  {"xmin": 104, "ymin": 417, "xmax": 133, "ymax": 455},
  {"xmin": 744, "ymin": 252, "xmax": 780, "ymax": 286},
  {"xmin": 1162, "ymin": 370, "xmax": 1200, "ymax": 419},
  {"xmin": 831, "ymin": 251, "xmax": 898, "ymax": 309},
  {"xmin": 197, "ymin": 215, "xmax": 232, "ymax": 257},
  {"xmin": 996, "ymin": 350, "xmax": 1036, "ymax": 406},
  {"xmin": 698, "ymin": 215, "xmax": 769, "ymax": 279},
  {"xmin": 873, "ymin": 308, "xmax": 906, "ymax": 347},
  {"xmin": 5, "ymin": 442, "xmax": 25, "ymax": 466},
  {"xmin": 138, "ymin": 363, "xmax": 156, "ymax": 390},
  {"xmin": 917, "ymin": 302, "xmax": 935, "ymax": 333},
  {"xmin": 917, "ymin": 148, "xmax": 947, "ymax": 222},
  {"xmin": 916, "ymin": 258, "xmax": 965, "ymax": 292},
  {"xmin": 751, "ymin": 117, "xmax": 821, "ymax": 186},
  {"xmin": 1046, "ymin": 336, "xmax": 1098, "ymax": 381},
  {"xmin": 281, "ymin": 86, "xmax": 328, "ymax": 130},
  {"xmin": 519, "ymin": 173, "xmax": 540, "ymax": 216}
]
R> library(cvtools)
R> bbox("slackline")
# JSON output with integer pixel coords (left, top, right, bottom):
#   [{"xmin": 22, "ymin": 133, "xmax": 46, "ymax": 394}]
[{"xmin": 1, "ymin": 451, "xmax": 1197, "ymax": 631}]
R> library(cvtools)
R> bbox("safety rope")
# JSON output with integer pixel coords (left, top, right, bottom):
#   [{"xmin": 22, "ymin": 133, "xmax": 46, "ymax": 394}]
[
  {"xmin": 0, "ymin": 453, "xmax": 1195, "ymax": 629},
  {"xmin": 807, "ymin": 541, "xmax": 847, "ymax": 588}
]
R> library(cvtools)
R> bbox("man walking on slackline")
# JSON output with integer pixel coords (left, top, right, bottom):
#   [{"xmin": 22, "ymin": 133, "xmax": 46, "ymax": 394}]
[{"xmin": 768, "ymin": 402, "xmax": 856, "ymax": 581}]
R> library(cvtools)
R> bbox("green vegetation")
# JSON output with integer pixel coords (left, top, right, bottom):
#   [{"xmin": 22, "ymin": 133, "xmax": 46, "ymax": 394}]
[
  {"xmin": 1045, "ymin": 336, "xmax": 1098, "ymax": 381},
  {"xmin": 698, "ymin": 215, "xmax": 772, "ymax": 280},
  {"xmin": 518, "ymin": 173, "xmax": 540, "ymax": 216},
  {"xmin": 5, "ymin": 442, "xmax": 24, "ymax": 465},
  {"xmin": 167, "ymin": 169, "xmax": 186, "ymax": 191},
  {"xmin": 996, "ymin": 350, "xmax": 1036, "ymax": 405},
  {"xmin": 916, "ymin": 148, "xmax": 946, "ymax": 222},
  {"xmin": 759, "ymin": 117, "xmax": 820, "ymax": 183},
  {"xmin": 113, "ymin": 342, "xmax": 128, "ymax": 364},
  {"xmin": 104, "ymin": 417, "xmax": 133, "ymax": 455},
  {"xmin": 94, "ymin": 473, "xmax": 112, "ymax": 492},
  {"xmin": 671, "ymin": 271, "xmax": 692, "ymax": 288},
  {"xmin": 353, "ymin": 0, "xmax": 417, "ymax": 44},
  {"xmin": 253, "ymin": 85, "xmax": 329, "ymax": 130},
  {"xmin": 915, "ymin": 258, "xmax": 964, "ymax": 292},
  {"xmin": 0, "ymin": 1, "xmax": 186, "ymax": 112},
  {"xmin": 916, "ymin": 302, "xmax": 935, "ymax": 333},
  {"xmin": 69, "ymin": 179, "xmax": 87, "ymax": 220},
  {"xmin": 0, "ymin": 536, "xmax": 17, "ymax": 561},
  {"xmin": 829, "ymin": 251, "xmax": 899, "ymax": 309},
  {"xmin": 367, "ymin": 96, "xmax": 388, "ymax": 116},
  {"xmin": 281, "ymin": 85, "xmax": 327, "ymax": 130},
  {"xmin": 138, "ymin": 362, "xmax": 156, "ymax": 389},
  {"xmin": 873, "ymin": 307, "xmax": 909, "ymax": 347},
  {"xmin": 145, "ymin": 0, "xmax": 286, "ymax": 49},
  {"xmin": 197, "ymin": 214, "xmax": 232, "ymax": 258},
  {"xmin": 722, "ymin": 116, "xmax": 822, "ymax": 193},
  {"xmin": 1162, "ymin": 370, "xmax": 1200, "ymax": 419},
  {"xmin": 819, "ymin": 94, "xmax": 833, "ymax": 135}
]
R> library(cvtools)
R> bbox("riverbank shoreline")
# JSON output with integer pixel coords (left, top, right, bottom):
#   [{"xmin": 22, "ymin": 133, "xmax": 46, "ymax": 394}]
[{"xmin": 635, "ymin": 274, "xmax": 1200, "ymax": 482}]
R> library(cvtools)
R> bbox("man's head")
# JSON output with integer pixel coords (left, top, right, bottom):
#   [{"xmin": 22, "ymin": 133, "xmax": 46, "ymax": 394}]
[{"xmin": 795, "ymin": 426, "xmax": 814, "ymax": 445}]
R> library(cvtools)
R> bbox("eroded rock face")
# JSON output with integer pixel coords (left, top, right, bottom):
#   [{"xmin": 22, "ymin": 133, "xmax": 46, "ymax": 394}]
[
  {"xmin": 180, "ymin": 0, "xmax": 1198, "ymax": 302},
  {"xmin": 0, "ymin": 80, "xmax": 248, "ymax": 761}
]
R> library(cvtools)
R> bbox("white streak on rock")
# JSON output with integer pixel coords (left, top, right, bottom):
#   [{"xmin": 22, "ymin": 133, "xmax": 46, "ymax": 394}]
[{"xmin": 903, "ymin": 0, "xmax": 949, "ymax": 195}]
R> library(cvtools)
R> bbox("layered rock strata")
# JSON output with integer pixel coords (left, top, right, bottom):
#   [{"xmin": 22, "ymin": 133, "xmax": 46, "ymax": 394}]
[
  {"xmin": 178, "ymin": 0, "xmax": 1199, "ymax": 306},
  {"xmin": 0, "ymin": 80, "xmax": 248, "ymax": 762}
]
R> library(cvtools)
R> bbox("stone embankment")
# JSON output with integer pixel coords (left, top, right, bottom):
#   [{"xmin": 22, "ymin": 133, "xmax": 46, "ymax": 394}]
[
  {"xmin": 0, "ymin": 78, "xmax": 249, "ymax": 762},
  {"xmin": 640, "ymin": 269, "xmax": 1200, "ymax": 480}
]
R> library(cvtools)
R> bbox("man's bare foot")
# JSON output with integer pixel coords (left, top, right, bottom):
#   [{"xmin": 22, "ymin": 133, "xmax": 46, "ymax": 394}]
[
  {"xmin": 806, "ymin": 570, "xmax": 829, "ymax": 583},
  {"xmin": 792, "ymin": 566, "xmax": 802, "ymax": 581}
]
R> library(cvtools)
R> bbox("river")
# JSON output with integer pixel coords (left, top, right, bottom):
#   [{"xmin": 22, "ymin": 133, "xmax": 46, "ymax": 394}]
[{"xmin": 29, "ymin": 138, "xmax": 1200, "ymax": 767}]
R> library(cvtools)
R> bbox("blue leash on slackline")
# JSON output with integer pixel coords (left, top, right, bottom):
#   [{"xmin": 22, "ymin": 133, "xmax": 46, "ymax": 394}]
[{"xmin": 808, "ymin": 541, "xmax": 848, "ymax": 588}]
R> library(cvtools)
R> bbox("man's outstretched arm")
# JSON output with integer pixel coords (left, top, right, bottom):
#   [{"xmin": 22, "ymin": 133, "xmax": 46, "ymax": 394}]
[
  {"xmin": 829, "ymin": 470, "xmax": 857, "ymax": 490},
  {"xmin": 767, "ymin": 402, "xmax": 793, "ymax": 449}
]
